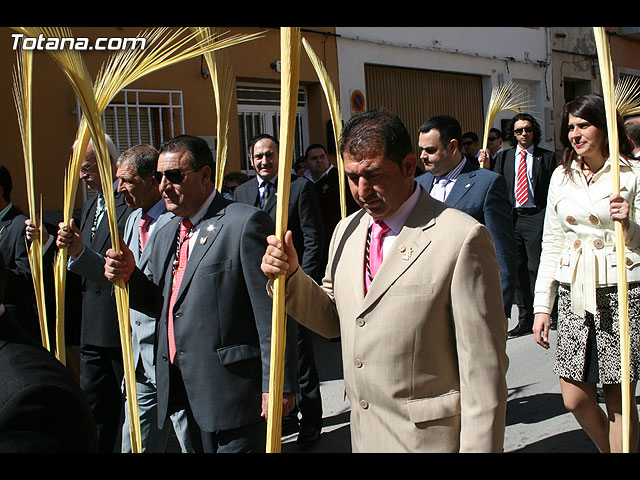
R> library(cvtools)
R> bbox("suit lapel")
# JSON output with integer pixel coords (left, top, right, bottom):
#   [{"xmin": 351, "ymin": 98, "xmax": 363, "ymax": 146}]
[
  {"xmin": 359, "ymin": 191, "xmax": 435, "ymax": 315},
  {"xmin": 444, "ymin": 164, "xmax": 477, "ymax": 207},
  {"xmin": 174, "ymin": 194, "xmax": 227, "ymax": 302},
  {"xmin": 505, "ymin": 149, "xmax": 516, "ymax": 203},
  {"xmin": 126, "ymin": 209, "xmax": 143, "ymax": 263}
]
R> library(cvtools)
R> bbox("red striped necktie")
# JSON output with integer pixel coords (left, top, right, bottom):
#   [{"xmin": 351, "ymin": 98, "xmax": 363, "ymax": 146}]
[{"xmin": 515, "ymin": 150, "xmax": 529, "ymax": 206}]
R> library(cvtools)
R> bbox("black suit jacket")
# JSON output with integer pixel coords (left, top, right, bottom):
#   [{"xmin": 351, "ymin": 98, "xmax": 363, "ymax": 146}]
[
  {"xmin": 0, "ymin": 205, "xmax": 37, "ymax": 340},
  {"xmin": 310, "ymin": 167, "xmax": 359, "ymax": 277},
  {"xmin": 127, "ymin": 193, "xmax": 298, "ymax": 433},
  {"xmin": 76, "ymin": 192, "xmax": 133, "ymax": 347},
  {"xmin": 492, "ymin": 146, "xmax": 557, "ymax": 211},
  {"xmin": 234, "ymin": 174, "xmax": 324, "ymax": 281},
  {"xmin": 0, "ymin": 309, "xmax": 97, "ymax": 452}
]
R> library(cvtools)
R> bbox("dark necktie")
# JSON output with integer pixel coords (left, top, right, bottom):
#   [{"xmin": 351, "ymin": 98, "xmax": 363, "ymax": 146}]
[
  {"xmin": 90, "ymin": 194, "xmax": 105, "ymax": 241},
  {"xmin": 259, "ymin": 182, "xmax": 272, "ymax": 209}
]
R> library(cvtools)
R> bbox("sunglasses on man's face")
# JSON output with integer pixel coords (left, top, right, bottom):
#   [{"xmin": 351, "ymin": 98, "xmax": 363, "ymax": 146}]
[
  {"xmin": 488, "ymin": 136, "xmax": 499, "ymax": 142},
  {"xmin": 153, "ymin": 168, "xmax": 195, "ymax": 184},
  {"xmin": 514, "ymin": 127, "xmax": 533, "ymax": 135}
]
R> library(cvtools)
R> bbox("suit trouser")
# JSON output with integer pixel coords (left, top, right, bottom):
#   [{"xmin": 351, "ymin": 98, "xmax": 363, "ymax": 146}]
[
  {"xmin": 79, "ymin": 344, "xmax": 124, "ymax": 453},
  {"xmin": 285, "ymin": 322, "xmax": 323, "ymax": 428},
  {"xmin": 121, "ymin": 362, "xmax": 195, "ymax": 453},
  {"xmin": 513, "ymin": 208, "xmax": 545, "ymax": 326},
  {"xmin": 167, "ymin": 360, "xmax": 267, "ymax": 453}
]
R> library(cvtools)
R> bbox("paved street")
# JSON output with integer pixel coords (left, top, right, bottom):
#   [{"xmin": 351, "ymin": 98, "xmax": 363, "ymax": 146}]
[{"xmin": 281, "ymin": 310, "xmax": 640, "ymax": 453}]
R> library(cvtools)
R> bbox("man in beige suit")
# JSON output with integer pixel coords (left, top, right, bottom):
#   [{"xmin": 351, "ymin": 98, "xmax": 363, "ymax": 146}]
[{"xmin": 262, "ymin": 109, "xmax": 509, "ymax": 452}]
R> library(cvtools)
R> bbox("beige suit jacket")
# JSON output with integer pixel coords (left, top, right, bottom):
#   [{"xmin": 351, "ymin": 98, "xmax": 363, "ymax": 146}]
[{"xmin": 284, "ymin": 186, "xmax": 509, "ymax": 452}]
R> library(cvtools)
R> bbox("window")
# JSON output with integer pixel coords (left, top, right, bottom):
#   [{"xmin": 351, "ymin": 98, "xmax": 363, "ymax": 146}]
[
  {"xmin": 100, "ymin": 89, "xmax": 185, "ymax": 153},
  {"xmin": 237, "ymin": 83, "xmax": 309, "ymax": 174}
]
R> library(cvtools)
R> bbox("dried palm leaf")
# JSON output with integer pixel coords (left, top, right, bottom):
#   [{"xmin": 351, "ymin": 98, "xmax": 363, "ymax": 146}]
[
  {"xmin": 191, "ymin": 27, "xmax": 237, "ymax": 192},
  {"xmin": 616, "ymin": 74, "xmax": 640, "ymax": 118},
  {"xmin": 13, "ymin": 25, "xmax": 143, "ymax": 452},
  {"xmin": 12, "ymin": 47, "xmax": 50, "ymax": 351},
  {"xmin": 266, "ymin": 26, "xmax": 301, "ymax": 454},
  {"xmin": 594, "ymin": 26, "xmax": 630, "ymax": 453},
  {"xmin": 302, "ymin": 37, "xmax": 347, "ymax": 219},
  {"xmin": 480, "ymin": 82, "xmax": 532, "ymax": 168}
]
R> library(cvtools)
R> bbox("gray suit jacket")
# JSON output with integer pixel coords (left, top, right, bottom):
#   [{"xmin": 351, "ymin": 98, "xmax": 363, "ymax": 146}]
[{"xmin": 127, "ymin": 192, "xmax": 298, "ymax": 432}]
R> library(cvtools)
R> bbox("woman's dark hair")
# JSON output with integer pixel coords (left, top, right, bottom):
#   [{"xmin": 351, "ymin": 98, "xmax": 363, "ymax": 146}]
[{"xmin": 559, "ymin": 93, "xmax": 634, "ymax": 176}]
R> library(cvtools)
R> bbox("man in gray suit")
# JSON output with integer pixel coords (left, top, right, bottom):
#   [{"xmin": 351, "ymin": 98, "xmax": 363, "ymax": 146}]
[
  {"xmin": 103, "ymin": 135, "xmax": 298, "ymax": 452},
  {"xmin": 55, "ymin": 145, "xmax": 194, "ymax": 452}
]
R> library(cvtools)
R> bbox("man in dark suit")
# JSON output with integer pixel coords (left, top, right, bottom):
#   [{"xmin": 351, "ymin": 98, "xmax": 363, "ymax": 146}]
[
  {"xmin": 0, "ymin": 255, "xmax": 97, "ymax": 453},
  {"xmin": 55, "ymin": 137, "xmax": 134, "ymax": 452},
  {"xmin": 486, "ymin": 113, "xmax": 557, "ymax": 337},
  {"xmin": 416, "ymin": 115, "xmax": 516, "ymax": 318},
  {"xmin": 0, "ymin": 165, "xmax": 39, "ymax": 343},
  {"xmin": 55, "ymin": 144, "xmax": 193, "ymax": 452},
  {"xmin": 303, "ymin": 143, "xmax": 359, "ymax": 277},
  {"xmin": 103, "ymin": 134, "xmax": 298, "ymax": 452},
  {"xmin": 234, "ymin": 134, "xmax": 324, "ymax": 446}
]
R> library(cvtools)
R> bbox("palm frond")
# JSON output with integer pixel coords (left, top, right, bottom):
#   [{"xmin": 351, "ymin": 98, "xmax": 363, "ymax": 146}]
[
  {"xmin": 302, "ymin": 37, "xmax": 347, "ymax": 219},
  {"xmin": 481, "ymin": 82, "xmax": 532, "ymax": 167}
]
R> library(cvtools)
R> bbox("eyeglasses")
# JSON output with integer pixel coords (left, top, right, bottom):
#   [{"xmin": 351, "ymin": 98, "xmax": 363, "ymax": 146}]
[
  {"xmin": 153, "ymin": 168, "xmax": 195, "ymax": 184},
  {"xmin": 514, "ymin": 127, "xmax": 533, "ymax": 135},
  {"xmin": 488, "ymin": 136, "xmax": 499, "ymax": 142}
]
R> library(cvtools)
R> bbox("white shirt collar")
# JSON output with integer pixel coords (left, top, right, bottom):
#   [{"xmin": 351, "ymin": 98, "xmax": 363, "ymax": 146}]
[
  {"xmin": 186, "ymin": 189, "xmax": 217, "ymax": 227},
  {"xmin": 145, "ymin": 198, "xmax": 166, "ymax": 221},
  {"xmin": 304, "ymin": 164, "xmax": 334, "ymax": 183}
]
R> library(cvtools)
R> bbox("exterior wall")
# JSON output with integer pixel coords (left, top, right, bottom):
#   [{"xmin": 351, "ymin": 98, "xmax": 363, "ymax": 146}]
[
  {"xmin": 1, "ymin": 27, "xmax": 338, "ymax": 218},
  {"xmin": 335, "ymin": 27, "xmax": 555, "ymax": 151}
]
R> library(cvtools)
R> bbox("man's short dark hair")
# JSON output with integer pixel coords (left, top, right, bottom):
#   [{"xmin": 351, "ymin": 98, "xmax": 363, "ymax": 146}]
[
  {"xmin": 461, "ymin": 131, "xmax": 479, "ymax": 143},
  {"xmin": 489, "ymin": 127, "xmax": 503, "ymax": 139},
  {"xmin": 625, "ymin": 115, "xmax": 640, "ymax": 148},
  {"xmin": 340, "ymin": 109, "xmax": 413, "ymax": 168},
  {"xmin": 159, "ymin": 135, "xmax": 214, "ymax": 181},
  {"xmin": 419, "ymin": 115, "xmax": 463, "ymax": 147},
  {"xmin": 0, "ymin": 165, "xmax": 12, "ymax": 202},
  {"xmin": 117, "ymin": 145, "xmax": 159, "ymax": 180},
  {"xmin": 304, "ymin": 143, "xmax": 327, "ymax": 158},
  {"xmin": 249, "ymin": 133, "xmax": 279, "ymax": 159},
  {"xmin": 508, "ymin": 113, "xmax": 541, "ymax": 147}
]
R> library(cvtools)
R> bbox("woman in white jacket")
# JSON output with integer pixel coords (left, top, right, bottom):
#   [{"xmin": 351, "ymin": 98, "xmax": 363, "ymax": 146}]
[{"xmin": 533, "ymin": 93, "xmax": 640, "ymax": 453}]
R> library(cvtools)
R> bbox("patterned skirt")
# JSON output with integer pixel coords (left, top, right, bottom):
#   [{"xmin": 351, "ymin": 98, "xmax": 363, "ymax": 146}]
[{"xmin": 554, "ymin": 283, "xmax": 640, "ymax": 384}]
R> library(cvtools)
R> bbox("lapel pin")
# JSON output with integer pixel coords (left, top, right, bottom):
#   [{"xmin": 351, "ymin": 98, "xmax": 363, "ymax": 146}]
[
  {"xmin": 399, "ymin": 245, "xmax": 413, "ymax": 260},
  {"xmin": 207, "ymin": 224, "xmax": 215, "ymax": 232},
  {"xmin": 200, "ymin": 236, "xmax": 208, "ymax": 245},
  {"xmin": 465, "ymin": 183, "xmax": 471, "ymax": 188}
]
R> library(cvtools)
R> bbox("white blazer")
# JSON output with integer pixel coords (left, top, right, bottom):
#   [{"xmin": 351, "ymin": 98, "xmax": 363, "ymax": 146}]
[{"xmin": 534, "ymin": 158, "xmax": 640, "ymax": 317}]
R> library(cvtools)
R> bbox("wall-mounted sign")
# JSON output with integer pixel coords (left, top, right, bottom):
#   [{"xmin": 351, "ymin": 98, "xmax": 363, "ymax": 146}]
[{"xmin": 350, "ymin": 89, "xmax": 365, "ymax": 115}]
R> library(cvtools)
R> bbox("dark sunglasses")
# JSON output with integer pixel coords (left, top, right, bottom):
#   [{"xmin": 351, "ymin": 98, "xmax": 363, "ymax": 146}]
[
  {"xmin": 488, "ymin": 136, "xmax": 499, "ymax": 142},
  {"xmin": 153, "ymin": 168, "xmax": 195, "ymax": 184},
  {"xmin": 514, "ymin": 127, "xmax": 533, "ymax": 135}
]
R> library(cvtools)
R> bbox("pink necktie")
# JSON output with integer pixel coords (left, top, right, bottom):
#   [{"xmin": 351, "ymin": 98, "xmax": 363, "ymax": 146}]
[
  {"xmin": 138, "ymin": 213, "xmax": 153, "ymax": 253},
  {"xmin": 168, "ymin": 218, "xmax": 193, "ymax": 363},
  {"xmin": 365, "ymin": 220, "xmax": 391, "ymax": 293},
  {"xmin": 515, "ymin": 150, "xmax": 529, "ymax": 206}
]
